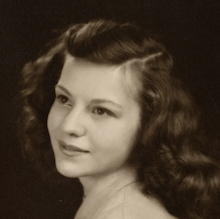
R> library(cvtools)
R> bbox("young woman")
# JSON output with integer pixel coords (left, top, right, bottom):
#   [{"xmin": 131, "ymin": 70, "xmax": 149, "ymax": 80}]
[{"xmin": 19, "ymin": 20, "xmax": 220, "ymax": 219}]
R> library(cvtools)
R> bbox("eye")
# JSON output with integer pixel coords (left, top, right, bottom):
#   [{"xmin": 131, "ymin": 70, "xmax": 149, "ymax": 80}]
[
  {"xmin": 57, "ymin": 95, "xmax": 69, "ymax": 104},
  {"xmin": 92, "ymin": 107, "xmax": 113, "ymax": 116}
]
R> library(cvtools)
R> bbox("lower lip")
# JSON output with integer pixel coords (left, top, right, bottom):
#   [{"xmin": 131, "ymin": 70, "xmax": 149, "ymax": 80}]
[{"xmin": 59, "ymin": 144, "xmax": 88, "ymax": 157}]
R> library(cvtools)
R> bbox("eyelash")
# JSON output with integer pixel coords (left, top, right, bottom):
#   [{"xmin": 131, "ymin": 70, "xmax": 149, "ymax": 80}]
[
  {"xmin": 92, "ymin": 107, "xmax": 113, "ymax": 116},
  {"xmin": 55, "ymin": 95, "xmax": 114, "ymax": 117},
  {"xmin": 56, "ymin": 94, "xmax": 69, "ymax": 104}
]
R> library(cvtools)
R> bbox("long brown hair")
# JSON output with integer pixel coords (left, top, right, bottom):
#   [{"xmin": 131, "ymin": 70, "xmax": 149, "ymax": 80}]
[{"xmin": 19, "ymin": 20, "xmax": 220, "ymax": 219}]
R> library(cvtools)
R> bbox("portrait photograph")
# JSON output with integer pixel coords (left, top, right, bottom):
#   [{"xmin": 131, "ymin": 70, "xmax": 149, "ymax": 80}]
[{"xmin": 1, "ymin": 1, "xmax": 220, "ymax": 219}]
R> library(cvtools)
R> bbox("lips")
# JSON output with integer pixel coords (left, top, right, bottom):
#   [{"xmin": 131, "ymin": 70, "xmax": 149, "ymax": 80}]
[{"xmin": 59, "ymin": 140, "xmax": 89, "ymax": 155}]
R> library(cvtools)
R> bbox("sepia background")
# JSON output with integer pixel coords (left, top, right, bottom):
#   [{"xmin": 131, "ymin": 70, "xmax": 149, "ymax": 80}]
[{"xmin": 1, "ymin": 0, "xmax": 220, "ymax": 218}]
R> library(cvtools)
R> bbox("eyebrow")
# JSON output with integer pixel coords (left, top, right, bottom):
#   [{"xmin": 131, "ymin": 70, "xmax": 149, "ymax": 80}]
[
  {"xmin": 55, "ymin": 84, "xmax": 71, "ymax": 96},
  {"xmin": 91, "ymin": 99, "xmax": 123, "ymax": 109},
  {"xmin": 56, "ymin": 84, "xmax": 123, "ymax": 109}
]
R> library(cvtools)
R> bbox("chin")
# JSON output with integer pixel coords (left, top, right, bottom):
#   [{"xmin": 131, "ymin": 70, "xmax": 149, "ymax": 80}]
[{"xmin": 55, "ymin": 160, "xmax": 79, "ymax": 178}]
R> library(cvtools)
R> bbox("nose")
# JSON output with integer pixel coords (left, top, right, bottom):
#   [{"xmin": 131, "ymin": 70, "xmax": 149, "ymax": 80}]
[{"xmin": 61, "ymin": 107, "xmax": 87, "ymax": 137}]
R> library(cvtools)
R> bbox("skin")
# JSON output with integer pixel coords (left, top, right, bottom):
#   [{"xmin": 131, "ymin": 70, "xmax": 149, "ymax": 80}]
[{"xmin": 47, "ymin": 55, "xmax": 141, "ymax": 194}]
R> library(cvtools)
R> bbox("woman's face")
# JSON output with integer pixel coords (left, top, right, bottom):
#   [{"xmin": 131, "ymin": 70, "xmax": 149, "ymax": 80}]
[{"xmin": 47, "ymin": 56, "xmax": 141, "ymax": 180}]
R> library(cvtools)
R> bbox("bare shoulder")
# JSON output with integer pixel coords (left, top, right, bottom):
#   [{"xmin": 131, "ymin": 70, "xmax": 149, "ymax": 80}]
[
  {"xmin": 123, "ymin": 183, "xmax": 177, "ymax": 219},
  {"xmin": 96, "ymin": 182, "xmax": 177, "ymax": 219}
]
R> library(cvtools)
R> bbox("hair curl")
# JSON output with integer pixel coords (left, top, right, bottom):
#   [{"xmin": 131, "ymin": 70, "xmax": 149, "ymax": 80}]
[{"xmin": 19, "ymin": 20, "xmax": 220, "ymax": 219}]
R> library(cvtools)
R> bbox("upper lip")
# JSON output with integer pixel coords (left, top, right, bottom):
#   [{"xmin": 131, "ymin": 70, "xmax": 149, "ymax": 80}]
[{"xmin": 59, "ymin": 140, "xmax": 89, "ymax": 153}]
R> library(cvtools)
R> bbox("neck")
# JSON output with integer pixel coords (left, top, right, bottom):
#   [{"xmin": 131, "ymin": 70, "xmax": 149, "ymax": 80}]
[{"xmin": 79, "ymin": 166, "xmax": 136, "ymax": 197}]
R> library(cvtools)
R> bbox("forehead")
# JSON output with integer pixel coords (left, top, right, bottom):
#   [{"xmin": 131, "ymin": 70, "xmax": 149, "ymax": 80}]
[{"xmin": 60, "ymin": 56, "xmax": 141, "ymax": 99}]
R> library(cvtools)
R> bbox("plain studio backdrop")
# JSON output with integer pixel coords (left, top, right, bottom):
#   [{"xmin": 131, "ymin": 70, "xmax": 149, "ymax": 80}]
[{"xmin": 1, "ymin": 1, "xmax": 220, "ymax": 218}]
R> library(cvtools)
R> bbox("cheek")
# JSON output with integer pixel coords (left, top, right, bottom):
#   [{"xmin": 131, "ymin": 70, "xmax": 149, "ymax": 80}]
[
  {"xmin": 95, "ymin": 133, "xmax": 136, "ymax": 169},
  {"xmin": 47, "ymin": 106, "xmax": 60, "ymax": 134},
  {"xmin": 93, "ymin": 124, "xmax": 138, "ymax": 157}
]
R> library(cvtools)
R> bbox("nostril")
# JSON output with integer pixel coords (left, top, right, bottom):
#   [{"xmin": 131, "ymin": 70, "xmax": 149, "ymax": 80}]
[{"xmin": 69, "ymin": 132, "xmax": 79, "ymax": 137}]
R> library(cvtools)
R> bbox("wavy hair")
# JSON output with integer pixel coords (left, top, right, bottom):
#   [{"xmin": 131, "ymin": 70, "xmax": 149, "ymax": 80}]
[{"xmin": 19, "ymin": 20, "xmax": 220, "ymax": 219}]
